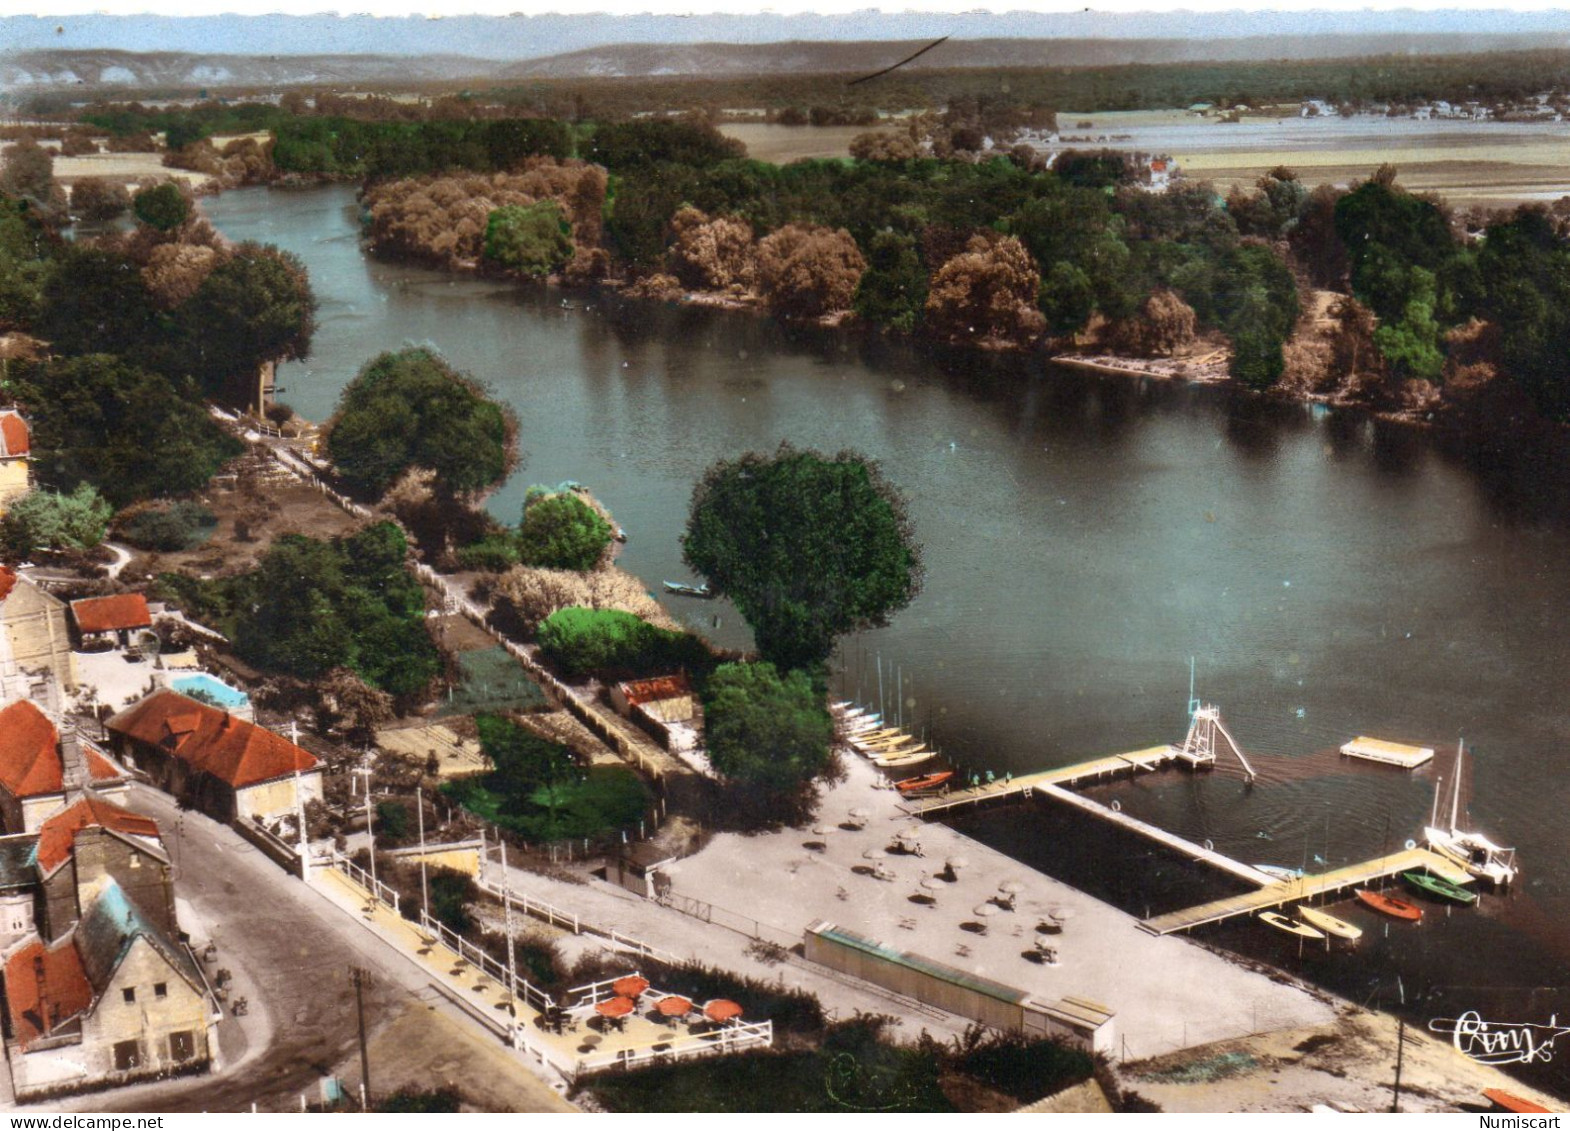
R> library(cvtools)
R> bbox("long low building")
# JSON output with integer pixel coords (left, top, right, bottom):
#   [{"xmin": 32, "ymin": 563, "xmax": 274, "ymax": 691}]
[{"xmin": 106, "ymin": 690, "xmax": 323, "ymax": 825}]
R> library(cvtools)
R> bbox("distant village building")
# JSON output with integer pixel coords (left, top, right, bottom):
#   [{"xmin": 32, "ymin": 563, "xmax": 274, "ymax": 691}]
[
  {"xmin": 69, "ymin": 594, "xmax": 153, "ymax": 650},
  {"xmin": 3, "ymin": 879, "xmax": 215, "ymax": 1100},
  {"xmin": 107, "ymin": 690, "xmax": 323, "ymax": 824},
  {"xmin": 0, "ymin": 701, "xmax": 127, "ymax": 834},
  {"xmin": 1146, "ymin": 158, "xmax": 1177, "ymax": 190},
  {"xmin": 0, "ymin": 568, "xmax": 77, "ymax": 694},
  {"xmin": 0, "ymin": 410, "xmax": 29, "ymax": 511}
]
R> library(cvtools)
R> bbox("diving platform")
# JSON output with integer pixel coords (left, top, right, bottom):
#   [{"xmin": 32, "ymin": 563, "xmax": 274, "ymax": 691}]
[{"xmin": 1139, "ymin": 847, "xmax": 1474, "ymax": 935}]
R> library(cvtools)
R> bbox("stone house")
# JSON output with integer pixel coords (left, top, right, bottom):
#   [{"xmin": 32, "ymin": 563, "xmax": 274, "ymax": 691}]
[
  {"xmin": 34, "ymin": 796, "xmax": 174, "ymax": 943},
  {"xmin": 0, "ymin": 410, "xmax": 30, "ymax": 512},
  {"xmin": 0, "ymin": 569, "xmax": 77, "ymax": 693},
  {"xmin": 0, "ymin": 701, "xmax": 128, "ymax": 834},
  {"xmin": 69, "ymin": 594, "xmax": 153, "ymax": 650},
  {"xmin": 0, "ymin": 834, "xmax": 38, "ymax": 949},
  {"xmin": 3, "ymin": 879, "xmax": 215, "ymax": 1100},
  {"xmin": 106, "ymin": 690, "xmax": 322, "ymax": 824}
]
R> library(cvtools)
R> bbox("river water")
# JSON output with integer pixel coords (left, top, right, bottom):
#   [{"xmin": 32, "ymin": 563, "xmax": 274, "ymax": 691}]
[{"xmin": 209, "ymin": 184, "xmax": 1570, "ymax": 1095}]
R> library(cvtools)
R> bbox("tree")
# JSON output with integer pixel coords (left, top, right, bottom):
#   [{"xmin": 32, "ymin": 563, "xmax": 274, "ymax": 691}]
[
  {"xmin": 482, "ymin": 201, "xmax": 573, "ymax": 277},
  {"xmin": 853, "ymin": 230, "xmax": 927, "ymax": 332},
  {"xmin": 1230, "ymin": 327, "xmax": 1286, "ymax": 390},
  {"xmin": 515, "ymin": 490, "xmax": 613, "ymax": 571},
  {"xmin": 325, "ymin": 347, "xmax": 518, "ymax": 500},
  {"xmin": 682, "ymin": 444, "xmax": 923, "ymax": 673},
  {"xmin": 703, "ymin": 661, "xmax": 834, "ymax": 820},
  {"xmin": 1371, "ymin": 266, "xmax": 1445, "ymax": 382},
  {"xmin": 132, "ymin": 181, "xmax": 191, "ymax": 231},
  {"xmin": 0, "ymin": 139, "xmax": 64, "ymax": 222},
  {"xmin": 174, "ymin": 242, "xmax": 316, "ymax": 403},
  {"xmin": 1037, "ymin": 261, "xmax": 1097, "ymax": 336},
  {"xmin": 535, "ymin": 607, "xmax": 710, "ymax": 680},
  {"xmin": 17, "ymin": 354, "xmax": 242, "ymax": 506},
  {"xmin": 666, "ymin": 206, "xmax": 755, "ymax": 291},
  {"xmin": 36, "ymin": 245, "xmax": 159, "ymax": 359},
  {"xmin": 141, "ymin": 242, "xmax": 221, "ymax": 308},
  {"xmin": 755, "ymin": 224, "xmax": 866, "ymax": 319},
  {"xmin": 924, "ymin": 235, "xmax": 1047, "ymax": 347},
  {"xmin": 70, "ymin": 177, "xmax": 131, "ymax": 223},
  {"xmin": 0, "ymin": 485, "xmax": 111, "ymax": 558}
]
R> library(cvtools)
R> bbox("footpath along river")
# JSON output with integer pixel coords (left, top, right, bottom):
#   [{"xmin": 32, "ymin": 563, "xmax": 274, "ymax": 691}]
[{"xmin": 210, "ymin": 183, "xmax": 1570, "ymax": 1096}]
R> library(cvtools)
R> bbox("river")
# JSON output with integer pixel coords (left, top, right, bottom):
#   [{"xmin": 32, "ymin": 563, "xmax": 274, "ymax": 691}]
[{"xmin": 208, "ymin": 184, "xmax": 1570, "ymax": 1095}]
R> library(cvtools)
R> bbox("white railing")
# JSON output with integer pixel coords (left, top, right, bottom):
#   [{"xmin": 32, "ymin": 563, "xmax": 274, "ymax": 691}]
[
  {"xmin": 478, "ymin": 876, "xmax": 680, "ymax": 965},
  {"xmin": 575, "ymin": 1019, "xmax": 773, "ymax": 1075},
  {"xmin": 416, "ymin": 907, "xmax": 555, "ymax": 1015},
  {"xmin": 330, "ymin": 855, "xmax": 402, "ymax": 916}
]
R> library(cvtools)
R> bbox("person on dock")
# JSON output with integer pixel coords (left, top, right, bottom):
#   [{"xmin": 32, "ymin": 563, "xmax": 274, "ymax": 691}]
[{"xmin": 985, "ymin": 769, "xmax": 996, "ymax": 785}]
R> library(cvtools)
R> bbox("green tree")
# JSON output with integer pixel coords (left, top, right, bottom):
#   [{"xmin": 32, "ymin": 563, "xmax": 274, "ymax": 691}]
[
  {"xmin": 515, "ymin": 490, "xmax": 612, "ymax": 571},
  {"xmin": 683, "ymin": 445, "xmax": 923, "ymax": 673},
  {"xmin": 1371, "ymin": 267, "xmax": 1445, "ymax": 382},
  {"xmin": 0, "ymin": 194, "xmax": 55, "ymax": 331},
  {"xmin": 132, "ymin": 181, "xmax": 191, "ymax": 232},
  {"xmin": 325, "ymin": 347, "xmax": 519, "ymax": 499},
  {"xmin": 175, "ymin": 243, "xmax": 316, "ymax": 403},
  {"xmin": 852, "ymin": 230, "xmax": 927, "ymax": 332},
  {"xmin": 36, "ymin": 245, "xmax": 159, "ymax": 359},
  {"xmin": 1230, "ymin": 327, "xmax": 1286, "ymax": 390},
  {"xmin": 1475, "ymin": 206, "xmax": 1570, "ymax": 420},
  {"xmin": 535, "ymin": 607, "xmax": 711, "ymax": 680},
  {"xmin": 0, "ymin": 485, "xmax": 112, "ymax": 558},
  {"xmin": 482, "ymin": 201, "xmax": 573, "ymax": 278},
  {"xmin": 17, "ymin": 354, "xmax": 242, "ymax": 506},
  {"xmin": 703, "ymin": 661, "xmax": 834, "ymax": 819},
  {"xmin": 1038, "ymin": 261, "xmax": 1097, "ymax": 336}
]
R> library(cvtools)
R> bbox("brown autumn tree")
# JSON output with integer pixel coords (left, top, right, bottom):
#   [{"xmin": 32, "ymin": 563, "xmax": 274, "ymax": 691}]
[
  {"xmin": 849, "ymin": 129, "xmax": 919, "ymax": 162},
  {"xmin": 666, "ymin": 206, "xmax": 756, "ymax": 291},
  {"xmin": 923, "ymin": 234, "xmax": 1046, "ymax": 347},
  {"xmin": 70, "ymin": 176, "xmax": 131, "ymax": 222},
  {"xmin": 1289, "ymin": 184, "xmax": 1350, "ymax": 289},
  {"xmin": 755, "ymin": 223, "xmax": 866, "ymax": 318},
  {"xmin": 1104, "ymin": 289, "xmax": 1197, "ymax": 357},
  {"xmin": 141, "ymin": 242, "xmax": 222, "ymax": 308},
  {"xmin": 0, "ymin": 138, "xmax": 66, "ymax": 221}
]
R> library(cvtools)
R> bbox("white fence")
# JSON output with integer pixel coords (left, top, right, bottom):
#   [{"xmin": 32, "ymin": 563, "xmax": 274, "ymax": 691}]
[{"xmin": 477, "ymin": 875, "xmax": 679, "ymax": 965}]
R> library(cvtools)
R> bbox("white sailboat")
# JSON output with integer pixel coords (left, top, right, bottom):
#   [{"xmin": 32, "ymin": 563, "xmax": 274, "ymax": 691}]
[{"xmin": 1423, "ymin": 740, "xmax": 1518, "ymax": 887}]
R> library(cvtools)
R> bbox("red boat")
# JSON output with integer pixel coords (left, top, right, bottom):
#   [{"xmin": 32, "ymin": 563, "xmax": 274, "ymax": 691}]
[
  {"xmin": 1483, "ymin": 1090, "xmax": 1553, "ymax": 1114},
  {"xmin": 1355, "ymin": 888, "xmax": 1423, "ymax": 922},
  {"xmin": 895, "ymin": 771, "xmax": 953, "ymax": 795}
]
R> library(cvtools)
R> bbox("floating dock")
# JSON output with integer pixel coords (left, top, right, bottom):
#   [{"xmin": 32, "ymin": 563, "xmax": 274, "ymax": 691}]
[
  {"xmin": 1340, "ymin": 736, "xmax": 1434, "ymax": 769},
  {"xmin": 1139, "ymin": 847, "xmax": 1473, "ymax": 935}
]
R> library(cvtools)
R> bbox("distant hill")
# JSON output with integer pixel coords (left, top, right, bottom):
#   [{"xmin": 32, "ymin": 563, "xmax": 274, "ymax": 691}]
[
  {"xmin": 4, "ymin": 35, "xmax": 1569, "ymax": 93},
  {"xmin": 0, "ymin": 49, "xmax": 501, "ymax": 91}
]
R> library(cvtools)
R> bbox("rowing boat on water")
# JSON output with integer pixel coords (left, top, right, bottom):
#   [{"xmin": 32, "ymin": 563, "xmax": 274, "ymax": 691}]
[
  {"xmin": 1355, "ymin": 889, "xmax": 1423, "ymax": 922},
  {"xmin": 1482, "ymin": 1090, "xmax": 1552, "ymax": 1114},
  {"xmin": 1258, "ymin": 911, "xmax": 1325, "ymax": 940},
  {"xmin": 662, "ymin": 581, "xmax": 714, "ymax": 599},
  {"xmin": 1296, "ymin": 905, "xmax": 1363, "ymax": 941},
  {"xmin": 857, "ymin": 734, "xmax": 920, "ymax": 752},
  {"xmin": 1401, "ymin": 870, "xmax": 1478, "ymax": 905}
]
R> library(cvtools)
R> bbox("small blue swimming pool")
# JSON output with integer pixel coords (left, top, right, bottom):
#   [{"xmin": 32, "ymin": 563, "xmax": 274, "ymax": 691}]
[{"xmin": 171, "ymin": 673, "xmax": 251, "ymax": 710}]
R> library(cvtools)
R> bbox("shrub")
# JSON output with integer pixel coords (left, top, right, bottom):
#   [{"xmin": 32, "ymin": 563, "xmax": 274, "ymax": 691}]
[
  {"xmin": 482, "ymin": 200, "xmax": 573, "ymax": 277},
  {"xmin": 489, "ymin": 565, "xmax": 676, "ymax": 637},
  {"xmin": 455, "ymin": 531, "xmax": 521, "ymax": 572},
  {"xmin": 536, "ymin": 607, "xmax": 711, "ymax": 681},
  {"xmin": 515, "ymin": 491, "xmax": 612, "ymax": 572},
  {"xmin": 117, "ymin": 501, "xmax": 217, "ymax": 552},
  {"xmin": 0, "ymin": 485, "xmax": 112, "ymax": 558}
]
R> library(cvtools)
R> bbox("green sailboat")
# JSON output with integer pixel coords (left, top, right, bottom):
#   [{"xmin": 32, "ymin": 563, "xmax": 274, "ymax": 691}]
[{"xmin": 1400, "ymin": 870, "xmax": 1478, "ymax": 906}]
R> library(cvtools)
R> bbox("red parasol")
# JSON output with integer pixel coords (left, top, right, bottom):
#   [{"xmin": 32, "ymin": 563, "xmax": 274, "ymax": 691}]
[
  {"xmin": 656, "ymin": 995, "xmax": 693, "ymax": 1017},
  {"xmin": 595, "ymin": 995, "xmax": 636, "ymax": 1018},
  {"xmin": 613, "ymin": 975, "xmax": 650, "ymax": 998},
  {"xmin": 704, "ymin": 998, "xmax": 743, "ymax": 1023}
]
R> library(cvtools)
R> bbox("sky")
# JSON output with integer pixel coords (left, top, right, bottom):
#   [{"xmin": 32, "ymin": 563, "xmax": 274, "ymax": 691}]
[{"xmin": 6, "ymin": 6, "xmax": 1570, "ymax": 60}]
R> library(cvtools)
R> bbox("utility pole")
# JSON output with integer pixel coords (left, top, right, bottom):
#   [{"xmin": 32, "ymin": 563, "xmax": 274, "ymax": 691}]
[
  {"xmin": 1391, "ymin": 1017, "xmax": 1405, "ymax": 1113},
  {"xmin": 416, "ymin": 786, "xmax": 429, "ymax": 927},
  {"xmin": 350, "ymin": 966, "xmax": 371, "ymax": 1110}
]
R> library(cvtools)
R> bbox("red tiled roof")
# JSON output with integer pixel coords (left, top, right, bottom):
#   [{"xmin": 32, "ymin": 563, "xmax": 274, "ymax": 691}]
[
  {"xmin": 0, "ymin": 700, "xmax": 61, "ymax": 798},
  {"xmin": 70, "ymin": 594, "xmax": 152, "ymax": 635},
  {"xmin": 0, "ymin": 567, "xmax": 15, "ymax": 602},
  {"xmin": 87, "ymin": 748, "xmax": 124, "ymax": 783},
  {"xmin": 0, "ymin": 412, "xmax": 29, "ymax": 458},
  {"xmin": 35, "ymin": 795, "xmax": 162, "ymax": 875},
  {"xmin": 619, "ymin": 674, "xmax": 694, "ymax": 705},
  {"xmin": 4, "ymin": 936, "xmax": 92, "ymax": 1049},
  {"xmin": 108, "ymin": 690, "xmax": 317, "ymax": 790},
  {"xmin": 1151, "ymin": 159, "xmax": 1168, "ymax": 172}
]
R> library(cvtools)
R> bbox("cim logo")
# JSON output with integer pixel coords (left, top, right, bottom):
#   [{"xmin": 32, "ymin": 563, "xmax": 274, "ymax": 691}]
[{"xmin": 1428, "ymin": 1011, "xmax": 1570, "ymax": 1066}]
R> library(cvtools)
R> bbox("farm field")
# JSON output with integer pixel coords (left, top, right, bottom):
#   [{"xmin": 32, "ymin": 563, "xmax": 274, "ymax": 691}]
[{"xmin": 717, "ymin": 122, "xmax": 870, "ymax": 162}]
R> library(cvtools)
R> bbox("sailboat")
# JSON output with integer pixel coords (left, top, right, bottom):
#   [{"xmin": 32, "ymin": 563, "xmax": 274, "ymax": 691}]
[{"xmin": 1423, "ymin": 740, "xmax": 1518, "ymax": 887}]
